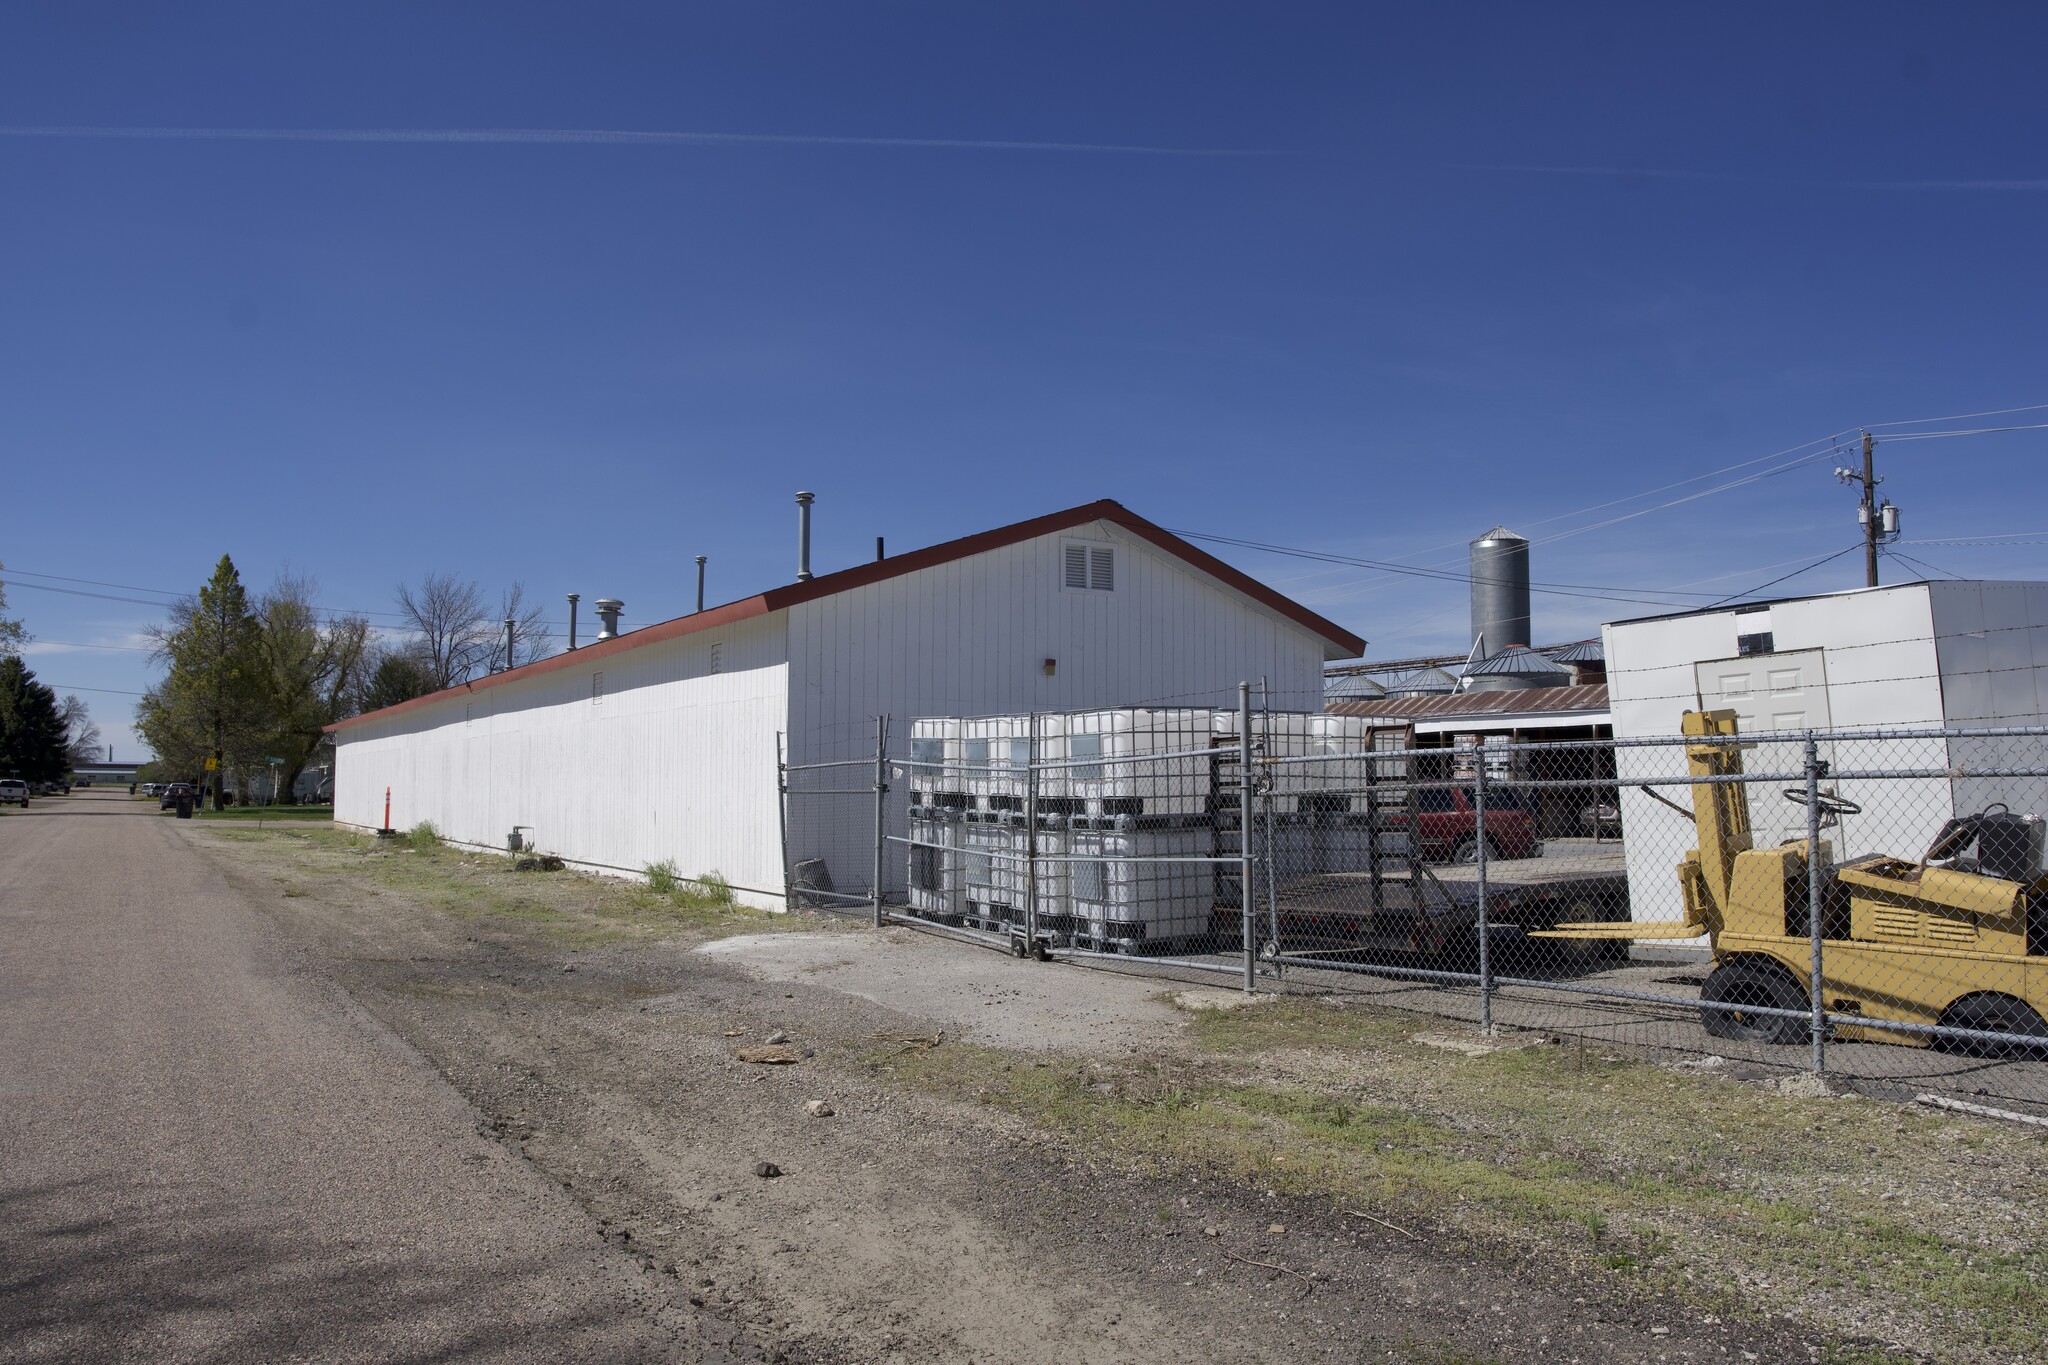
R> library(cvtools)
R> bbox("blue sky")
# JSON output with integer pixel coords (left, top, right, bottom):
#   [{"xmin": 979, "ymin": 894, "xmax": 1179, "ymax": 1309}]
[{"xmin": 4, "ymin": 3, "xmax": 2047, "ymax": 757}]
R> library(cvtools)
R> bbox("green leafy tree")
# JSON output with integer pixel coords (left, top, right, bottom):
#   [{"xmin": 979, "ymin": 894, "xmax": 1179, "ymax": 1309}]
[
  {"xmin": 0, "ymin": 656, "xmax": 68, "ymax": 783},
  {"xmin": 141, "ymin": 555, "xmax": 268, "ymax": 810},
  {"xmin": 0, "ymin": 561, "xmax": 28, "ymax": 659},
  {"xmin": 361, "ymin": 652, "xmax": 435, "ymax": 713},
  {"xmin": 256, "ymin": 573, "xmax": 371, "ymax": 803}
]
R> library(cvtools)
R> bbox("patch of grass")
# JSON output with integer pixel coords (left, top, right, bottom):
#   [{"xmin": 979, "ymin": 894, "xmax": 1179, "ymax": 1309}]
[
  {"xmin": 196, "ymin": 805, "xmax": 333, "ymax": 821},
  {"xmin": 644, "ymin": 859, "xmax": 682, "ymax": 896},
  {"xmin": 870, "ymin": 998, "xmax": 2048, "ymax": 1365},
  {"xmin": 214, "ymin": 823, "xmax": 819, "ymax": 951}
]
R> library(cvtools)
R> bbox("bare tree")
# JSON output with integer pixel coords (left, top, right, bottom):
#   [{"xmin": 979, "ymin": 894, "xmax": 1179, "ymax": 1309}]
[
  {"xmin": 495, "ymin": 583, "xmax": 555, "ymax": 671},
  {"xmin": 57, "ymin": 694, "xmax": 103, "ymax": 768},
  {"xmin": 394, "ymin": 574, "xmax": 555, "ymax": 687},
  {"xmin": 394, "ymin": 573, "xmax": 492, "ymax": 689}
]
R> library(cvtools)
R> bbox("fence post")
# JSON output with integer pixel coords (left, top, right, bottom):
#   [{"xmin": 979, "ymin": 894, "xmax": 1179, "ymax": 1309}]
[
  {"xmin": 1259, "ymin": 680, "xmax": 1282, "ymax": 982},
  {"xmin": 1804, "ymin": 732, "xmax": 1826, "ymax": 1074},
  {"xmin": 1024, "ymin": 711, "xmax": 1040, "ymax": 955},
  {"xmin": 776, "ymin": 732, "xmax": 792, "ymax": 911},
  {"xmin": 1474, "ymin": 748, "xmax": 1492, "ymax": 1035},
  {"xmin": 1239, "ymin": 682, "xmax": 1255, "ymax": 995},
  {"xmin": 871, "ymin": 715, "xmax": 889, "ymax": 930}
]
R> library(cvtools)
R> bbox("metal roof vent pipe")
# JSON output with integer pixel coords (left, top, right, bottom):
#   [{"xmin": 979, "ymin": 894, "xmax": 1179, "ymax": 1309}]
[
  {"xmin": 594, "ymin": 598, "xmax": 623, "ymax": 641},
  {"xmin": 566, "ymin": 593, "xmax": 580, "ymax": 650},
  {"xmin": 694, "ymin": 556, "xmax": 707, "ymax": 613},
  {"xmin": 795, "ymin": 491, "xmax": 815, "ymax": 581}
]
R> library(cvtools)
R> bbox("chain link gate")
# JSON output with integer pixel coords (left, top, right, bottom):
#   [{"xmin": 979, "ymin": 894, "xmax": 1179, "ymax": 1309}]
[{"xmin": 780, "ymin": 695, "xmax": 2048, "ymax": 1118}]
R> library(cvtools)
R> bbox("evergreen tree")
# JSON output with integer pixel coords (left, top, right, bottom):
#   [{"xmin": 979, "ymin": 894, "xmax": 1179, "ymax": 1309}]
[
  {"xmin": 361, "ymin": 653, "xmax": 435, "ymax": 712},
  {"xmin": 0, "ymin": 656, "xmax": 67, "ymax": 783},
  {"xmin": 142, "ymin": 555, "xmax": 267, "ymax": 809},
  {"xmin": 0, "ymin": 561, "xmax": 27, "ymax": 659}
]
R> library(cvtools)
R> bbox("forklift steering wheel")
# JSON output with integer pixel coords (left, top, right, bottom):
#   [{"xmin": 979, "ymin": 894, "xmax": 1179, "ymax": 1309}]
[{"xmin": 1783, "ymin": 788, "xmax": 1861, "ymax": 816}]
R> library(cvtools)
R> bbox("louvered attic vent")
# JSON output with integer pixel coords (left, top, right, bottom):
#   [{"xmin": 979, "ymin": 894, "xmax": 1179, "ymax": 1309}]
[{"xmin": 1063, "ymin": 541, "xmax": 1115, "ymax": 592}]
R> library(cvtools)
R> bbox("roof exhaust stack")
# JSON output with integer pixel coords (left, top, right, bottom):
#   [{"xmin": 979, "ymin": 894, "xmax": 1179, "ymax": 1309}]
[
  {"xmin": 593, "ymin": 598, "xmax": 623, "ymax": 641},
  {"xmin": 694, "ymin": 556, "xmax": 707, "ymax": 613},
  {"xmin": 876, "ymin": 536, "xmax": 885, "ymax": 562},
  {"xmin": 502, "ymin": 617, "xmax": 515, "ymax": 671},
  {"xmin": 565, "ymin": 593, "xmax": 580, "ymax": 650},
  {"xmin": 795, "ymin": 491, "xmax": 815, "ymax": 582}
]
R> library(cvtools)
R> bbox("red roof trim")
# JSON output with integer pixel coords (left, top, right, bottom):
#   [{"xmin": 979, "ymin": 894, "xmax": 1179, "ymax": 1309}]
[{"xmin": 328, "ymin": 499, "xmax": 1364, "ymax": 734}]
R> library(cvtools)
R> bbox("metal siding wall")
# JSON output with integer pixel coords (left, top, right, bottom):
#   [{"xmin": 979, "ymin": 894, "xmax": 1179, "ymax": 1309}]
[
  {"xmin": 1604, "ymin": 585, "xmax": 1945, "ymax": 926},
  {"xmin": 782, "ymin": 520, "xmax": 1330, "ymax": 893},
  {"xmin": 333, "ymin": 614, "xmax": 790, "ymax": 907}
]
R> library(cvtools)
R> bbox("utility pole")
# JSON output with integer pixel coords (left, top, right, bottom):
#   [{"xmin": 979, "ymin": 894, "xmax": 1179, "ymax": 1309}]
[{"xmin": 1836, "ymin": 431, "xmax": 1899, "ymax": 588}]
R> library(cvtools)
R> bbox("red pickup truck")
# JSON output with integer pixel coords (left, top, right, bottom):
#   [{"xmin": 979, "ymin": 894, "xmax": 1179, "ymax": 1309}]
[{"xmin": 1403, "ymin": 784, "xmax": 1540, "ymax": 863}]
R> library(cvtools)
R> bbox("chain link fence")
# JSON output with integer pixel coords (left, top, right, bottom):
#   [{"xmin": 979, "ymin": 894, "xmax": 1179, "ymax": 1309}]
[{"xmin": 783, "ymin": 694, "xmax": 2048, "ymax": 1116}]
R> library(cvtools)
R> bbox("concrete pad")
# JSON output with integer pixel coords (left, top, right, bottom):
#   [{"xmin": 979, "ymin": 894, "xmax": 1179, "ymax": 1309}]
[
  {"xmin": 1409, "ymin": 1029, "xmax": 1548, "ymax": 1058},
  {"xmin": 696, "ymin": 928, "xmax": 1190, "ymax": 1052}
]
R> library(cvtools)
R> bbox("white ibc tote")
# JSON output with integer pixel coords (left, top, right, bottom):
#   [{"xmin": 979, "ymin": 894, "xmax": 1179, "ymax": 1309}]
[
  {"xmin": 959, "ymin": 714, "xmax": 1032, "ymax": 808},
  {"xmin": 1039, "ymin": 708, "xmax": 1218, "ymax": 818},
  {"xmin": 961, "ymin": 823, "xmax": 1017, "ymax": 922},
  {"xmin": 1068, "ymin": 826, "xmax": 1215, "ymax": 948},
  {"xmin": 907, "ymin": 813, "xmax": 964, "ymax": 919},
  {"xmin": 908, "ymin": 717, "xmax": 960, "ymax": 806},
  {"xmin": 1027, "ymin": 821, "xmax": 1071, "ymax": 927}
]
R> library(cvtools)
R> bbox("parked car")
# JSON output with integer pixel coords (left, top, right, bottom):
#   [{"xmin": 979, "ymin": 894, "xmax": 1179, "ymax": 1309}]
[
  {"xmin": 1398, "ymin": 783, "xmax": 1541, "ymax": 862},
  {"xmin": 1580, "ymin": 800, "xmax": 1622, "ymax": 839},
  {"xmin": 0, "ymin": 779, "xmax": 29, "ymax": 807},
  {"xmin": 159, "ymin": 782, "xmax": 198, "ymax": 811}
]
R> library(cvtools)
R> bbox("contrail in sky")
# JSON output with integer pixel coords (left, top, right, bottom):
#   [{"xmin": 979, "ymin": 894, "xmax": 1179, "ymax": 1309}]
[
  {"xmin": 1461, "ymin": 162, "xmax": 2048, "ymax": 191},
  {"xmin": 0, "ymin": 124, "xmax": 1276, "ymax": 157}
]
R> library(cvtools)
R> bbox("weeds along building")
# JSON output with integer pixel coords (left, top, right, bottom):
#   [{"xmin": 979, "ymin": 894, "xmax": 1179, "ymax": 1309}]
[{"xmin": 327, "ymin": 499, "xmax": 1365, "ymax": 908}]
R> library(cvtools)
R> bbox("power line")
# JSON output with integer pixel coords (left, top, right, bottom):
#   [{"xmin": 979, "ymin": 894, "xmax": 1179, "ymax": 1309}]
[
  {"xmin": 1864, "ymin": 401, "xmax": 2048, "ymax": 428},
  {"xmin": 1705, "ymin": 544, "xmax": 1865, "ymax": 608},
  {"xmin": 1870, "ymin": 422, "xmax": 2048, "ymax": 442},
  {"xmin": 1165, "ymin": 529, "xmax": 1725, "ymax": 608},
  {"xmin": 1883, "ymin": 547, "xmax": 1967, "ymax": 581},
  {"xmin": 18, "ymin": 639, "xmax": 153, "ymax": 652}
]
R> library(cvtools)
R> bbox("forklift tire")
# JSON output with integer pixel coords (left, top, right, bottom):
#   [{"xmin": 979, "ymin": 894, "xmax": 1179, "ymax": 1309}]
[
  {"xmin": 1936, "ymin": 993, "xmax": 2048, "ymax": 1059},
  {"xmin": 1700, "ymin": 960, "xmax": 1809, "ymax": 1045}
]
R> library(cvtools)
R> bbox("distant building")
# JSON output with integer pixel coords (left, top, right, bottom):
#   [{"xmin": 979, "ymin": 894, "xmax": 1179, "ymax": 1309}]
[
  {"xmin": 1604, "ymin": 579, "xmax": 2048, "ymax": 923},
  {"xmin": 329, "ymin": 500, "xmax": 1364, "ymax": 908}
]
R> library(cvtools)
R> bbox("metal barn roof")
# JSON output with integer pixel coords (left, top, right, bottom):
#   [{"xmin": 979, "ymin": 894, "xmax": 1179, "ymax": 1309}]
[{"xmin": 332, "ymin": 499, "xmax": 1368, "ymax": 734}]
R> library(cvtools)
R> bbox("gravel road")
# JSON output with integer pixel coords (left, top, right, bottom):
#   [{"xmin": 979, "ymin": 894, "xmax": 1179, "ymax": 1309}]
[
  {"xmin": 2, "ymin": 794, "xmax": 1844, "ymax": 1363},
  {"xmin": 0, "ymin": 792, "xmax": 757, "ymax": 1363}
]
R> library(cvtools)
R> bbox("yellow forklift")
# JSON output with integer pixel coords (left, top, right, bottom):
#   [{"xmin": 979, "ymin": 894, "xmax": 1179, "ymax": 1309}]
[{"xmin": 1540, "ymin": 710, "xmax": 2048, "ymax": 1054}]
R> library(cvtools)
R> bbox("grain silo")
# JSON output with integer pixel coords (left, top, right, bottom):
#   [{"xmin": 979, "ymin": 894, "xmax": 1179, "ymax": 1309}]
[{"xmin": 1469, "ymin": 526, "xmax": 1531, "ymax": 659}]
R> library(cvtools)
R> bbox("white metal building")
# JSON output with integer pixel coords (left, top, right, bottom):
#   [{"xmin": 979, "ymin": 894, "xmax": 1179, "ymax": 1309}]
[
  {"xmin": 329, "ymin": 500, "xmax": 1364, "ymax": 907},
  {"xmin": 1604, "ymin": 579, "xmax": 2048, "ymax": 924}
]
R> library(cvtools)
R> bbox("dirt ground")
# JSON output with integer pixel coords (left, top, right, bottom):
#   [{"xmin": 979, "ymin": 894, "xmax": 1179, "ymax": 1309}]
[{"xmin": 185, "ymin": 820, "xmax": 2034, "ymax": 1365}]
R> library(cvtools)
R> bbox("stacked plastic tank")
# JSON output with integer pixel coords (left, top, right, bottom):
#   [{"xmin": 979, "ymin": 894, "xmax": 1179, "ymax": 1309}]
[{"xmin": 906, "ymin": 705, "xmax": 1412, "ymax": 953}]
